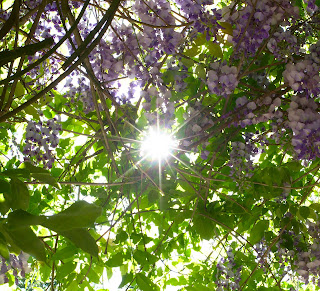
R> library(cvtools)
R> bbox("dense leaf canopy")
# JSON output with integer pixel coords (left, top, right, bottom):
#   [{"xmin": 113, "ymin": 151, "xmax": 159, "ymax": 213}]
[{"xmin": 1, "ymin": 0, "xmax": 320, "ymax": 290}]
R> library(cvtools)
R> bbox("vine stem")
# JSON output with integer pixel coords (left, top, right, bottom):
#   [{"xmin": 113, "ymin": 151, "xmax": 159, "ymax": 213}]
[
  {"xmin": 2, "ymin": 0, "xmax": 47, "ymax": 112},
  {"xmin": 26, "ymin": 180, "xmax": 140, "ymax": 186},
  {"xmin": 51, "ymin": 234, "xmax": 59, "ymax": 291},
  {"xmin": 79, "ymin": 256, "xmax": 93, "ymax": 284},
  {"xmin": 0, "ymin": 0, "xmax": 91, "ymax": 86}
]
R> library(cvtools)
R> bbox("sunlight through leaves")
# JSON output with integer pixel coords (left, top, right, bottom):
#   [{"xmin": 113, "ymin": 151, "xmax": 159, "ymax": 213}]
[{"xmin": 140, "ymin": 128, "xmax": 178, "ymax": 162}]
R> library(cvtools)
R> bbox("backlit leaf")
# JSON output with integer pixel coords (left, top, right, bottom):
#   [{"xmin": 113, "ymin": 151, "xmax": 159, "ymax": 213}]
[
  {"xmin": 21, "ymin": 162, "xmax": 59, "ymax": 188},
  {"xmin": 7, "ymin": 209, "xmax": 45, "ymax": 227},
  {"xmin": 59, "ymin": 228, "xmax": 99, "ymax": 257},
  {"xmin": 249, "ymin": 220, "xmax": 269, "ymax": 245},
  {"xmin": 0, "ymin": 179, "xmax": 10, "ymax": 193},
  {"xmin": 136, "ymin": 273, "xmax": 155, "ymax": 291},
  {"xmin": 0, "ymin": 232, "xmax": 9, "ymax": 259},
  {"xmin": 106, "ymin": 252, "xmax": 124, "ymax": 267},
  {"xmin": 207, "ymin": 42, "xmax": 223, "ymax": 58},
  {"xmin": 42, "ymin": 201, "xmax": 102, "ymax": 231},
  {"xmin": 9, "ymin": 178, "xmax": 30, "ymax": 210},
  {"xmin": 4, "ymin": 225, "xmax": 46, "ymax": 261},
  {"xmin": 56, "ymin": 262, "xmax": 77, "ymax": 281}
]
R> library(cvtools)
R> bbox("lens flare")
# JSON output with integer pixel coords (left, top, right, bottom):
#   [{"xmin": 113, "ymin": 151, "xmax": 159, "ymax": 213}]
[{"xmin": 140, "ymin": 128, "xmax": 177, "ymax": 161}]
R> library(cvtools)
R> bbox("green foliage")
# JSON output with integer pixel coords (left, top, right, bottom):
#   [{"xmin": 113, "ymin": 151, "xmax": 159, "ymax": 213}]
[
  {"xmin": 136, "ymin": 273, "xmax": 159, "ymax": 291},
  {"xmin": 1, "ymin": 0, "xmax": 320, "ymax": 290},
  {"xmin": 9, "ymin": 178, "xmax": 30, "ymax": 210},
  {"xmin": 58, "ymin": 228, "xmax": 99, "ymax": 258},
  {"xmin": 0, "ymin": 200, "xmax": 102, "ymax": 269},
  {"xmin": 3, "ymin": 224, "xmax": 46, "ymax": 261},
  {"xmin": 21, "ymin": 162, "xmax": 59, "ymax": 188},
  {"xmin": 249, "ymin": 220, "xmax": 270, "ymax": 245},
  {"xmin": 193, "ymin": 215, "xmax": 216, "ymax": 240},
  {"xmin": 42, "ymin": 201, "xmax": 102, "ymax": 231}
]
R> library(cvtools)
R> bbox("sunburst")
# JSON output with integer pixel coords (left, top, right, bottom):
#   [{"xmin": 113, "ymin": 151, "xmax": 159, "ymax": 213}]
[{"xmin": 140, "ymin": 127, "xmax": 178, "ymax": 162}]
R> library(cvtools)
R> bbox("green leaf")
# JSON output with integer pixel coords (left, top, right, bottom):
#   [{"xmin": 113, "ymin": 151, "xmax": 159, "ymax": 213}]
[
  {"xmin": 137, "ymin": 113, "xmax": 148, "ymax": 128},
  {"xmin": 43, "ymin": 109, "xmax": 52, "ymax": 119},
  {"xmin": 285, "ymin": 161, "xmax": 302, "ymax": 171},
  {"xmin": 175, "ymin": 107, "xmax": 185, "ymax": 123},
  {"xmin": 21, "ymin": 162, "xmax": 59, "ymax": 188},
  {"xmin": 15, "ymin": 82, "xmax": 25, "ymax": 97},
  {"xmin": 193, "ymin": 215, "xmax": 215, "ymax": 240},
  {"xmin": 56, "ymin": 262, "xmax": 77, "ymax": 281},
  {"xmin": 148, "ymin": 190, "xmax": 160, "ymax": 205},
  {"xmin": 219, "ymin": 22, "xmax": 233, "ymax": 35},
  {"xmin": 195, "ymin": 64, "xmax": 206, "ymax": 79},
  {"xmin": 83, "ymin": 265, "xmax": 100, "ymax": 284},
  {"xmin": 106, "ymin": 252, "xmax": 124, "ymax": 267},
  {"xmin": 115, "ymin": 230, "xmax": 128, "ymax": 243},
  {"xmin": 0, "ymin": 232, "xmax": 9, "ymax": 259},
  {"xmin": 0, "ymin": 179, "xmax": 11, "ymax": 194},
  {"xmin": 24, "ymin": 105, "xmax": 40, "ymax": 120},
  {"xmin": 194, "ymin": 33, "xmax": 207, "ymax": 46},
  {"xmin": 32, "ymin": 172, "xmax": 59, "ymax": 188},
  {"xmin": 9, "ymin": 178, "xmax": 30, "ymax": 210},
  {"xmin": 249, "ymin": 220, "xmax": 269, "ymax": 245},
  {"xmin": 136, "ymin": 273, "xmax": 155, "ymax": 291},
  {"xmin": 207, "ymin": 42, "xmax": 223, "ymax": 58},
  {"xmin": 131, "ymin": 233, "xmax": 142, "ymax": 244},
  {"xmin": 119, "ymin": 273, "xmax": 133, "ymax": 289},
  {"xmin": 260, "ymin": 168, "xmax": 273, "ymax": 186},
  {"xmin": 4, "ymin": 225, "xmax": 46, "ymax": 261},
  {"xmin": 7, "ymin": 209, "xmax": 45, "ymax": 227},
  {"xmin": 167, "ymin": 278, "xmax": 179, "ymax": 286},
  {"xmin": 39, "ymin": 263, "xmax": 52, "ymax": 282},
  {"xmin": 299, "ymin": 206, "xmax": 310, "ymax": 219},
  {"xmin": 186, "ymin": 284, "xmax": 212, "ymax": 291},
  {"xmin": 133, "ymin": 250, "xmax": 149, "ymax": 265},
  {"xmin": 181, "ymin": 58, "xmax": 194, "ymax": 68},
  {"xmin": 0, "ymin": 201, "xmax": 10, "ymax": 216},
  {"xmin": 310, "ymin": 203, "xmax": 320, "ymax": 213},
  {"xmin": 1, "ymin": 169, "xmax": 30, "ymax": 179},
  {"xmin": 51, "ymin": 245, "xmax": 79, "ymax": 261},
  {"xmin": 59, "ymin": 228, "xmax": 99, "ymax": 257},
  {"xmin": 66, "ymin": 280, "xmax": 79, "ymax": 291},
  {"xmin": 178, "ymin": 180, "xmax": 194, "ymax": 193},
  {"xmin": 184, "ymin": 46, "xmax": 200, "ymax": 57},
  {"xmin": 159, "ymin": 195, "xmax": 170, "ymax": 211},
  {"xmin": 42, "ymin": 201, "xmax": 102, "ymax": 232},
  {"xmin": 21, "ymin": 162, "xmax": 51, "ymax": 174}
]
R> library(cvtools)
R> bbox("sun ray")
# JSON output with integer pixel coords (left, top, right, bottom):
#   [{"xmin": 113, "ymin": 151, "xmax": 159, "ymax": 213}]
[
  {"xmin": 168, "ymin": 152, "xmax": 207, "ymax": 181},
  {"xmin": 158, "ymin": 158, "xmax": 162, "ymax": 194},
  {"xmin": 117, "ymin": 155, "xmax": 147, "ymax": 182},
  {"xmin": 140, "ymin": 127, "xmax": 178, "ymax": 161}
]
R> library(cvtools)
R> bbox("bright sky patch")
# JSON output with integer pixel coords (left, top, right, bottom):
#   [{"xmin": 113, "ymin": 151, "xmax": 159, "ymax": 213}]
[{"xmin": 140, "ymin": 128, "xmax": 177, "ymax": 161}]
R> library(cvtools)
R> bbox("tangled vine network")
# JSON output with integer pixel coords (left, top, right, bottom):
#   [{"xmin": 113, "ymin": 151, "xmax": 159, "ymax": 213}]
[{"xmin": 1, "ymin": 0, "xmax": 320, "ymax": 290}]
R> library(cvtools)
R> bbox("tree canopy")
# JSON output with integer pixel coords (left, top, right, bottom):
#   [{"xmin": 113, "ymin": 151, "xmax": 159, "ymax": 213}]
[{"xmin": 0, "ymin": 0, "xmax": 320, "ymax": 290}]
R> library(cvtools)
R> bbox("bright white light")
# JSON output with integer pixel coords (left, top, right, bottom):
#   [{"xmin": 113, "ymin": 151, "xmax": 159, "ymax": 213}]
[{"xmin": 140, "ymin": 128, "xmax": 177, "ymax": 161}]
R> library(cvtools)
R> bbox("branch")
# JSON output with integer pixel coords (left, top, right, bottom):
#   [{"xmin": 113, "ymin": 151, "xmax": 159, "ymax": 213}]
[
  {"xmin": 26, "ymin": 180, "xmax": 140, "ymax": 186},
  {"xmin": 0, "ymin": 38, "xmax": 54, "ymax": 67},
  {"xmin": 62, "ymin": 0, "xmax": 121, "ymax": 69},
  {"xmin": 0, "ymin": 0, "xmax": 91, "ymax": 86},
  {"xmin": 0, "ymin": 0, "xmax": 21, "ymax": 41}
]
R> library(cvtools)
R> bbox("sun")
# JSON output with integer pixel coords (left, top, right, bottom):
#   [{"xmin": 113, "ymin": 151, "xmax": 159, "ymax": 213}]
[{"xmin": 140, "ymin": 128, "xmax": 177, "ymax": 161}]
